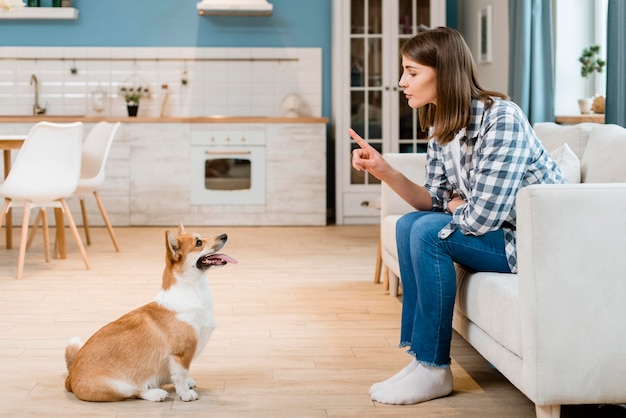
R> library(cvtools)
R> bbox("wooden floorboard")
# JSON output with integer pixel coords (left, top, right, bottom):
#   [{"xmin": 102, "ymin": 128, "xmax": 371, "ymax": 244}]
[{"xmin": 0, "ymin": 225, "xmax": 624, "ymax": 417}]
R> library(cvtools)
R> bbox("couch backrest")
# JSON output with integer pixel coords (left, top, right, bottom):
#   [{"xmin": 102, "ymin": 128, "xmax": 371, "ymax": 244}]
[
  {"xmin": 533, "ymin": 122, "xmax": 626, "ymax": 183},
  {"xmin": 580, "ymin": 124, "xmax": 626, "ymax": 183},
  {"xmin": 533, "ymin": 122, "xmax": 595, "ymax": 159}
]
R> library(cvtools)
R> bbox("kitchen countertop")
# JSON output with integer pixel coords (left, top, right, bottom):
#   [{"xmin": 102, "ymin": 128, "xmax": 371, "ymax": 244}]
[{"xmin": 0, "ymin": 115, "xmax": 328, "ymax": 124}]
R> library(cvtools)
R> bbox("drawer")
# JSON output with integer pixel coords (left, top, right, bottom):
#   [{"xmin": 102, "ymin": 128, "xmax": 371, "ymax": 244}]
[{"xmin": 342, "ymin": 192, "xmax": 381, "ymax": 217}]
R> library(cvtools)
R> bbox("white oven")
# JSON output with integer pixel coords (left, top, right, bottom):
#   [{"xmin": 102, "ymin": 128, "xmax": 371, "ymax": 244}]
[{"xmin": 190, "ymin": 128, "xmax": 266, "ymax": 205}]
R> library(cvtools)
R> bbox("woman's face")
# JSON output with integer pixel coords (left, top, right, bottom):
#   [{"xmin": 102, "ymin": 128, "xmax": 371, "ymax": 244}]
[{"xmin": 398, "ymin": 55, "xmax": 437, "ymax": 108}]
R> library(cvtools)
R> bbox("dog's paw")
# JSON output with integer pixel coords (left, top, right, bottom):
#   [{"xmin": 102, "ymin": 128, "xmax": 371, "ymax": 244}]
[
  {"xmin": 186, "ymin": 377, "xmax": 196, "ymax": 389},
  {"xmin": 140, "ymin": 388, "xmax": 170, "ymax": 402},
  {"xmin": 178, "ymin": 389, "xmax": 199, "ymax": 402}
]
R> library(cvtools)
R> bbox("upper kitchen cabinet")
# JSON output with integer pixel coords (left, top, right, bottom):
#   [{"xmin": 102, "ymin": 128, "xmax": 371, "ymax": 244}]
[{"xmin": 332, "ymin": 0, "xmax": 445, "ymax": 224}]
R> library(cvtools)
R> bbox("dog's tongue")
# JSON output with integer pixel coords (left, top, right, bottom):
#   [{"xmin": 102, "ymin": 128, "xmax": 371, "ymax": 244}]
[
  {"xmin": 208, "ymin": 254, "xmax": 238, "ymax": 264},
  {"xmin": 197, "ymin": 253, "xmax": 238, "ymax": 269}
]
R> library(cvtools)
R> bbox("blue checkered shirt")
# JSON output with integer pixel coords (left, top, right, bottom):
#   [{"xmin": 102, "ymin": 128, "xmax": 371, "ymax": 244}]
[{"xmin": 425, "ymin": 99, "xmax": 566, "ymax": 273}]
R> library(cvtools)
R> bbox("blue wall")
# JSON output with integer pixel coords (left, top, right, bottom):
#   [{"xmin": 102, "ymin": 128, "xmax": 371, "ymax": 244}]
[
  {"xmin": 0, "ymin": 0, "xmax": 331, "ymax": 47},
  {"xmin": 0, "ymin": 0, "xmax": 459, "ymax": 123},
  {"xmin": 0, "ymin": 0, "xmax": 333, "ymax": 118}
]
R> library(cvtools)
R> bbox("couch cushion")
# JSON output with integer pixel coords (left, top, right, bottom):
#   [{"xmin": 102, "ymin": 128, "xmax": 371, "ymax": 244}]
[
  {"xmin": 580, "ymin": 124, "xmax": 626, "ymax": 183},
  {"xmin": 549, "ymin": 143, "xmax": 581, "ymax": 183},
  {"xmin": 455, "ymin": 269, "xmax": 522, "ymax": 358},
  {"xmin": 533, "ymin": 122, "xmax": 594, "ymax": 160}
]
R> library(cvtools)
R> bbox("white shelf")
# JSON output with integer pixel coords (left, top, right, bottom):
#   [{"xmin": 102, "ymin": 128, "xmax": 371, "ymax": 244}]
[{"xmin": 0, "ymin": 7, "xmax": 78, "ymax": 20}]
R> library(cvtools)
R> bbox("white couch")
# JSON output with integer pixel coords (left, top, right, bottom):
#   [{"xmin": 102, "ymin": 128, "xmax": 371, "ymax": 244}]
[{"xmin": 380, "ymin": 122, "xmax": 626, "ymax": 418}]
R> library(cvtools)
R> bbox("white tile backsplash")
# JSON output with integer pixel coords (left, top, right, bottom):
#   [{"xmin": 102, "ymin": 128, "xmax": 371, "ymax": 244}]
[{"xmin": 0, "ymin": 46, "xmax": 322, "ymax": 118}]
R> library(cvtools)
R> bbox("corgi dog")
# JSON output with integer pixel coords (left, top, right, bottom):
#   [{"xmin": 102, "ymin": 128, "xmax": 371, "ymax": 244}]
[{"xmin": 64, "ymin": 223, "xmax": 237, "ymax": 402}]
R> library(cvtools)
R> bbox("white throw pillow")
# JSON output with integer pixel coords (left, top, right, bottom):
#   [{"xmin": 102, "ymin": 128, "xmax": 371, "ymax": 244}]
[{"xmin": 549, "ymin": 143, "xmax": 581, "ymax": 183}]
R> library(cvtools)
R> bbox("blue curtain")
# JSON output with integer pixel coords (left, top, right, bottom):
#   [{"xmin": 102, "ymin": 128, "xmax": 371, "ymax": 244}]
[
  {"xmin": 508, "ymin": 0, "xmax": 554, "ymax": 124},
  {"xmin": 605, "ymin": 0, "xmax": 626, "ymax": 127}
]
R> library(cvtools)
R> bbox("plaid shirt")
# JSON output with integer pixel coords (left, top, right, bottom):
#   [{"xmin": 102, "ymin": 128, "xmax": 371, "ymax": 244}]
[{"xmin": 425, "ymin": 99, "xmax": 566, "ymax": 273}]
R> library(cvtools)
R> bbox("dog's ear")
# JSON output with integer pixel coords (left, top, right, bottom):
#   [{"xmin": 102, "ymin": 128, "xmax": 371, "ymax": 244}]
[
  {"xmin": 166, "ymin": 230, "xmax": 182, "ymax": 261},
  {"xmin": 178, "ymin": 221, "xmax": 185, "ymax": 235}
]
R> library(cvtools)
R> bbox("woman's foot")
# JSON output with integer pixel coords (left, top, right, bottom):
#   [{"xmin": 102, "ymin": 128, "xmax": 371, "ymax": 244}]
[
  {"xmin": 368, "ymin": 358, "xmax": 418, "ymax": 395},
  {"xmin": 370, "ymin": 363, "xmax": 453, "ymax": 405}
]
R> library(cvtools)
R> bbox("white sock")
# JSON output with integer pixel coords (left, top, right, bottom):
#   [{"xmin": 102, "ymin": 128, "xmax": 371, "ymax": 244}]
[
  {"xmin": 368, "ymin": 359, "xmax": 418, "ymax": 395},
  {"xmin": 370, "ymin": 363, "xmax": 453, "ymax": 405}
]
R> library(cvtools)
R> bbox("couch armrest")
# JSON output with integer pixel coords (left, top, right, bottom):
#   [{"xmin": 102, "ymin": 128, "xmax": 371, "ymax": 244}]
[
  {"xmin": 516, "ymin": 183, "xmax": 626, "ymax": 404},
  {"xmin": 381, "ymin": 153, "xmax": 427, "ymax": 220}
]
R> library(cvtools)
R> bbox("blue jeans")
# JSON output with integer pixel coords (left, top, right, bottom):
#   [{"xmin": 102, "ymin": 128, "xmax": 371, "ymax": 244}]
[{"xmin": 396, "ymin": 211, "xmax": 512, "ymax": 367}]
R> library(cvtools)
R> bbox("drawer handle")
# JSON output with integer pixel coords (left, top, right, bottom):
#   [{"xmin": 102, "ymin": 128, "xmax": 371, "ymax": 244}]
[
  {"xmin": 360, "ymin": 200, "xmax": 381, "ymax": 210},
  {"xmin": 205, "ymin": 150, "xmax": 251, "ymax": 155}
]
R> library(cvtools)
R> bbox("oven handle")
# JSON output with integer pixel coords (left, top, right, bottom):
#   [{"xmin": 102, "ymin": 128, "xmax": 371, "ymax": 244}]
[{"xmin": 204, "ymin": 150, "xmax": 252, "ymax": 155}]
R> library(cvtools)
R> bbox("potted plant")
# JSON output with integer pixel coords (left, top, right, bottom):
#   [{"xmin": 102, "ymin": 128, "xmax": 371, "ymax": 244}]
[
  {"xmin": 577, "ymin": 45, "xmax": 606, "ymax": 114},
  {"xmin": 119, "ymin": 85, "xmax": 149, "ymax": 117}
]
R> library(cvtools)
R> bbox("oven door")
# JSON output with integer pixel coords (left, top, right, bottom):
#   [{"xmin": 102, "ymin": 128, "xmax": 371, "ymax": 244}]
[{"xmin": 190, "ymin": 146, "xmax": 266, "ymax": 205}]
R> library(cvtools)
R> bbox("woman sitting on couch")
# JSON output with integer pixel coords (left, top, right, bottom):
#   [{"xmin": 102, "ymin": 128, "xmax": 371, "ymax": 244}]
[{"xmin": 350, "ymin": 27, "xmax": 566, "ymax": 405}]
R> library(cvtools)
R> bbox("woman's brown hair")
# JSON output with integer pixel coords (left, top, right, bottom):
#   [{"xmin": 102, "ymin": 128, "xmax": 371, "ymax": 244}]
[{"xmin": 400, "ymin": 27, "xmax": 508, "ymax": 144}]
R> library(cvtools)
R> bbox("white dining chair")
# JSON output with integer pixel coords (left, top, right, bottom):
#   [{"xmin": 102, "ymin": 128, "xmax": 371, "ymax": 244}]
[
  {"xmin": 0, "ymin": 121, "xmax": 90, "ymax": 279},
  {"xmin": 74, "ymin": 121, "xmax": 121, "ymax": 251}
]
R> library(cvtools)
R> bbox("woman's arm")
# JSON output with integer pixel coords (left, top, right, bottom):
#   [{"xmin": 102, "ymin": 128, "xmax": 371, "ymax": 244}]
[{"xmin": 350, "ymin": 129, "xmax": 433, "ymax": 211}]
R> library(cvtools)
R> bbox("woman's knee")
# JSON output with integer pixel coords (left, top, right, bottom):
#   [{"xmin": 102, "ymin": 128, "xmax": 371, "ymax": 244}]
[
  {"xmin": 397, "ymin": 212, "xmax": 429, "ymax": 243},
  {"xmin": 396, "ymin": 212, "xmax": 416, "ymax": 236},
  {"xmin": 397, "ymin": 212, "xmax": 448, "ymax": 245}
]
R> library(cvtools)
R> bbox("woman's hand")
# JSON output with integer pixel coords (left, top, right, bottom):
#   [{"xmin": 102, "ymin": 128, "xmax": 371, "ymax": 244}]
[
  {"xmin": 447, "ymin": 195, "xmax": 466, "ymax": 214},
  {"xmin": 350, "ymin": 129, "xmax": 392, "ymax": 181},
  {"xmin": 351, "ymin": 128, "xmax": 433, "ymax": 211}
]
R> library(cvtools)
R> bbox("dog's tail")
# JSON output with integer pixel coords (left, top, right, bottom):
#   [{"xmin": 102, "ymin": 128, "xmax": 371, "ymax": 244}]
[
  {"xmin": 65, "ymin": 336, "xmax": 83, "ymax": 369},
  {"xmin": 64, "ymin": 336, "xmax": 83, "ymax": 392}
]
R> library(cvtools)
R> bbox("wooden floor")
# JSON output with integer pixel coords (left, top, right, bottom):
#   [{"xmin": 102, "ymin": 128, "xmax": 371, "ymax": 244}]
[{"xmin": 1, "ymin": 225, "xmax": 625, "ymax": 417}]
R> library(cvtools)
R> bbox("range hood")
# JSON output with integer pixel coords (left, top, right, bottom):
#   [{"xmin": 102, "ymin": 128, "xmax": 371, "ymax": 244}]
[{"xmin": 197, "ymin": 0, "xmax": 273, "ymax": 16}]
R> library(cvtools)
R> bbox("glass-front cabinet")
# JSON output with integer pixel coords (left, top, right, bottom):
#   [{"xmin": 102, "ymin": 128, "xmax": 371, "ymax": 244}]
[{"xmin": 333, "ymin": 0, "xmax": 446, "ymax": 224}]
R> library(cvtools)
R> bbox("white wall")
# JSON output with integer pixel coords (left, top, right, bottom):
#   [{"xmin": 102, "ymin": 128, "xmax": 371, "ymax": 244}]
[
  {"xmin": 457, "ymin": 0, "xmax": 509, "ymax": 95},
  {"xmin": 457, "ymin": 0, "xmax": 605, "ymax": 117},
  {"xmin": 554, "ymin": 0, "xmax": 607, "ymax": 115}
]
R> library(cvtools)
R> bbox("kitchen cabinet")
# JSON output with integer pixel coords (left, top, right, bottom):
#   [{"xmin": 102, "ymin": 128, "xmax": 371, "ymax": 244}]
[
  {"xmin": 129, "ymin": 122, "xmax": 326, "ymax": 226},
  {"xmin": 0, "ymin": 119, "xmax": 326, "ymax": 227},
  {"xmin": 332, "ymin": 0, "xmax": 446, "ymax": 224}
]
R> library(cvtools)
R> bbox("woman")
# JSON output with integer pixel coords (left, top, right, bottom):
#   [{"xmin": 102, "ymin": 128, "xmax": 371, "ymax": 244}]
[{"xmin": 351, "ymin": 27, "xmax": 565, "ymax": 405}]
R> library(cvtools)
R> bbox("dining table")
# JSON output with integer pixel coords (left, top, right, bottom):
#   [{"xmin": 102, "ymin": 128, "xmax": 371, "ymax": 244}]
[{"xmin": 0, "ymin": 135, "xmax": 68, "ymax": 258}]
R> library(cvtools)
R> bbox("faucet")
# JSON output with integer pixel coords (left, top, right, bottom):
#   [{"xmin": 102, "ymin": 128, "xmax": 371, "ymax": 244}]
[{"xmin": 30, "ymin": 74, "xmax": 46, "ymax": 115}]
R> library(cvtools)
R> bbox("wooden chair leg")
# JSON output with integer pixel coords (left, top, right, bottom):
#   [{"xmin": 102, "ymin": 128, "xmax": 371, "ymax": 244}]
[
  {"xmin": 59, "ymin": 199, "xmax": 90, "ymax": 270},
  {"xmin": 42, "ymin": 209, "xmax": 50, "ymax": 263},
  {"xmin": 17, "ymin": 202, "xmax": 32, "ymax": 279},
  {"xmin": 53, "ymin": 208, "xmax": 66, "ymax": 259},
  {"xmin": 0, "ymin": 199, "xmax": 10, "ymax": 249},
  {"xmin": 93, "ymin": 191, "xmax": 120, "ymax": 252},
  {"xmin": 374, "ymin": 237, "xmax": 382, "ymax": 283},
  {"xmin": 26, "ymin": 208, "xmax": 43, "ymax": 250},
  {"xmin": 79, "ymin": 196, "xmax": 91, "ymax": 246},
  {"xmin": 3, "ymin": 151, "xmax": 12, "ymax": 249}
]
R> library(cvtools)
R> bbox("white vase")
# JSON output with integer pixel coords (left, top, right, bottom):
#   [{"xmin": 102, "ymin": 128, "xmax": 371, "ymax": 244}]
[{"xmin": 578, "ymin": 98, "xmax": 594, "ymax": 114}]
